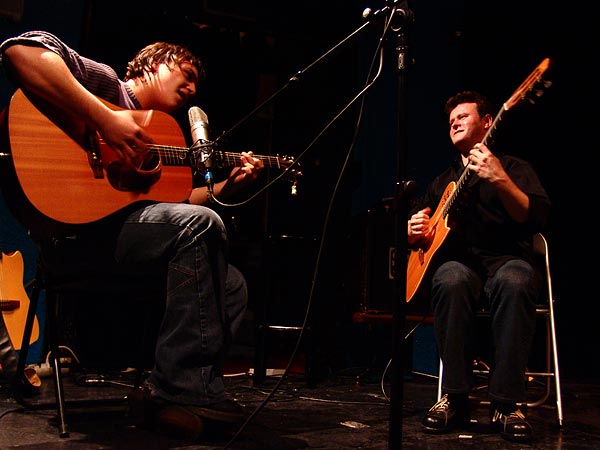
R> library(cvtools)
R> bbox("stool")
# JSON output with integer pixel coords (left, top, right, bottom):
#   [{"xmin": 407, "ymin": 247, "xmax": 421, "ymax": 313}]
[{"xmin": 252, "ymin": 235, "xmax": 317, "ymax": 386}]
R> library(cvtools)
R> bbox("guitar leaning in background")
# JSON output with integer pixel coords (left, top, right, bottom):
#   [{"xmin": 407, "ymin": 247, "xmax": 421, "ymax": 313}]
[
  {"xmin": 0, "ymin": 250, "xmax": 40, "ymax": 390},
  {"xmin": 0, "ymin": 250, "xmax": 39, "ymax": 350}
]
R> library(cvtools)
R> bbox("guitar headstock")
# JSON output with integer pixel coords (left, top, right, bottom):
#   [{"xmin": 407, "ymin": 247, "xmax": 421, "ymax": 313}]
[
  {"xmin": 276, "ymin": 155, "xmax": 303, "ymax": 194},
  {"xmin": 214, "ymin": 150, "xmax": 303, "ymax": 195},
  {"xmin": 277, "ymin": 155, "xmax": 301, "ymax": 174},
  {"xmin": 504, "ymin": 57, "xmax": 552, "ymax": 111}
]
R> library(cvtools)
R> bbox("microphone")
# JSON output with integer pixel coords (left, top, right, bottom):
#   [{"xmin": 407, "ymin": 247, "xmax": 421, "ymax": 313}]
[{"xmin": 188, "ymin": 106, "xmax": 215, "ymax": 195}]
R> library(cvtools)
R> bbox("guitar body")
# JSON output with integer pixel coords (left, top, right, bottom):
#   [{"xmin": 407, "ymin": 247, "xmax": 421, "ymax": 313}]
[
  {"xmin": 406, "ymin": 181, "xmax": 454, "ymax": 302},
  {"xmin": 4, "ymin": 89, "xmax": 192, "ymax": 229},
  {"xmin": 1, "ymin": 89, "xmax": 298, "ymax": 237},
  {"xmin": 0, "ymin": 251, "xmax": 40, "ymax": 350}
]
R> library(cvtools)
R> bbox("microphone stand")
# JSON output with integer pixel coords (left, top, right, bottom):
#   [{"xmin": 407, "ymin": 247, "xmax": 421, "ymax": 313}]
[
  {"xmin": 386, "ymin": 3, "xmax": 415, "ymax": 448},
  {"xmin": 215, "ymin": 3, "xmax": 415, "ymax": 449},
  {"xmin": 214, "ymin": 5, "xmax": 394, "ymax": 145}
]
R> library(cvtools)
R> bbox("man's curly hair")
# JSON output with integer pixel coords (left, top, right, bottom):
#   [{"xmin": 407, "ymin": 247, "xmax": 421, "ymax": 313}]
[
  {"xmin": 124, "ymin": 41, "xmax": 205, "ymax": 84},
  {"xmin": 444, "ymin": 90, "xmax": 495, "ymax": 118}
]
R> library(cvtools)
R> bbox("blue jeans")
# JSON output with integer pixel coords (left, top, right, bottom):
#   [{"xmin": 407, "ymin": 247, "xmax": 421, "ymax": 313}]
[
  {"xmin": 115, "ymin": 202, "xmax": 247, "ymax": 406},
  {"xmin": 431, "ymin": 259, "xmax": 538, "ymax": 404}
]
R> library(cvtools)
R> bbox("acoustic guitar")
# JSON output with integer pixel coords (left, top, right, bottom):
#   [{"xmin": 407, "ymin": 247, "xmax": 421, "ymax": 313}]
[
  {"xmin": 0, "ymin": 250, "xmax": 40, "ymax": 350},
  {"xmin": 0, "ymin": 89, "xmax": 299, "ymax": 235},
  {"xmin": 405, "ymin": 57, "xmax": 552, "ymax": 302}
]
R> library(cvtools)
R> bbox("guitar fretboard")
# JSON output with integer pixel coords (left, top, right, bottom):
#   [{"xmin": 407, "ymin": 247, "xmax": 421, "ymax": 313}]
[{"xmin": 148, "ymin": 145, "xmax": 293, "ymax": 170}]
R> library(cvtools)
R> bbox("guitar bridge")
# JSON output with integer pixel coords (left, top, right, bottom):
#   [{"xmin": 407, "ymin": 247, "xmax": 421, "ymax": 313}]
[
  {"xmin": 0, "ymin": 300, "xmax": 20, "ymax": 311},
  {"xmin": 418, "ymin": 248, "xmax": 425, "ymax": 264},
  {"xmin": 86, "ymin": 131, "xmax": 104, "ymax": 178}
]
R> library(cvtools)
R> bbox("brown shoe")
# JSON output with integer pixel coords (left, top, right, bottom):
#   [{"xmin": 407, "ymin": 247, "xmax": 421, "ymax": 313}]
[
  {"xmin": 154, "ymin": 403, "xmax": 205, "ymax": 440},
  {"xmin": 126, "ymin": 387, "xmax": 245, "ymax": 440}
]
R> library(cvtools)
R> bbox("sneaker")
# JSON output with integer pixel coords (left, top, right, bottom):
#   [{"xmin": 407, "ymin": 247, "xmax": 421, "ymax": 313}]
[
  {"xmin": 421, "ymin": 394, "xmax": 470, "ymax": 434},
  {"xmin": 490, "ymin": 404, "xmax": 533, "ymax": 443}
]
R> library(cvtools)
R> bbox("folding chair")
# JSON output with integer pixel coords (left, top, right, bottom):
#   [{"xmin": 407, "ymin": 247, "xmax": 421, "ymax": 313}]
[{"xmin": 437, "ymin": 233, "xmax": 563, "ymax": 426}]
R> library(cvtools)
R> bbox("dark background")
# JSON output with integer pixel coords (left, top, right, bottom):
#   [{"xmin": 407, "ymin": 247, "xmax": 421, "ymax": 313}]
[{"xmin": 0, "ymin": 1, "xmax": 596, "ymax": 378}]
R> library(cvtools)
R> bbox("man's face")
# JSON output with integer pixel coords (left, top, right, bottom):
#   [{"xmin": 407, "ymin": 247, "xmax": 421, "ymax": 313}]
[
  {"xmin": 146, "ymin": 61, "xmax": 199, "ymax": 112},
  {"xmin": 448, "ymin": 102, "xmax": 486, "ymax": 150}
]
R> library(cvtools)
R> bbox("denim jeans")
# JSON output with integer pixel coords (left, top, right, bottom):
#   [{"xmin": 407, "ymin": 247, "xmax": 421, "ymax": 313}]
[
  {"xmin": 115, "ymin": 202, "xmax": 247, "ymax": 406},
  {"xmin": 431, "ymin": 259, "xmax": 538, "ymax": 404}
]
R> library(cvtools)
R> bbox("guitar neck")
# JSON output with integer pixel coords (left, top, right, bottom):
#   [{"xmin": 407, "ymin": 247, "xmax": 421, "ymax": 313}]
[
  {"xmin": 219, "ymin": 151, "xmax": 291, "ymax": 170},
  {"xmin": 149, "ymin": 145, "xmax": 289, "ymax": 170}
]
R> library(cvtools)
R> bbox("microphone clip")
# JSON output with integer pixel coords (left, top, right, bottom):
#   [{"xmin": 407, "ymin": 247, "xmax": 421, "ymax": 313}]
[{"xmin": 198, "ymin": 145, "xmax": 221, "ymax": 196}]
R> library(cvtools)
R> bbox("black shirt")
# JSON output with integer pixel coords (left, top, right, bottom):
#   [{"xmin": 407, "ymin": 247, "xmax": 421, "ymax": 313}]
[{"xmin": 412, "ymin": 152, "xmax": 551, "ymax": 278}]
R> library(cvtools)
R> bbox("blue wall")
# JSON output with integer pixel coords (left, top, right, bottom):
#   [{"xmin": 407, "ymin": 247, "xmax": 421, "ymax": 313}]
[{"xmin": 1, "ymin": 0, "xmax": 86, "ymax": 363}]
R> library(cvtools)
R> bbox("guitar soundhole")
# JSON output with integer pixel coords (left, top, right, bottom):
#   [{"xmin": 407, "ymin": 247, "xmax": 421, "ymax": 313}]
[{"xmin": 106, "ymin": 153, "xmax": 162, "ymax": 192}]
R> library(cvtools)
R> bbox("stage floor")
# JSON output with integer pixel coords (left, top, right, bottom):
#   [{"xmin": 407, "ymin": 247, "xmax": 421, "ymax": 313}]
[{"xmin": 1, "ymin": 348, "xmax": 598, "ymax": 450}]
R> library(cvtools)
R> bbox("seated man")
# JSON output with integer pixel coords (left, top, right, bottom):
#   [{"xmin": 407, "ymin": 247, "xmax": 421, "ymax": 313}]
[
  {"xmin": 0, "ymin": 30, "xmax": 265, "ymax": 441},
  {"xmin": 407, "ymin": 91, "xmax": 551, "ymax": 443}
]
